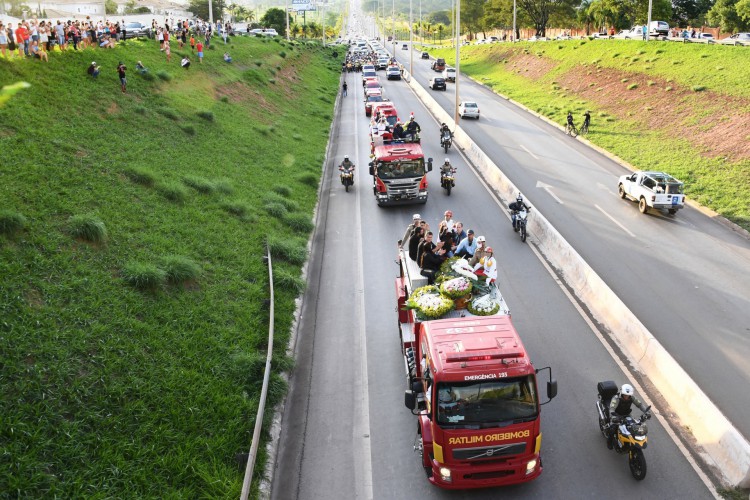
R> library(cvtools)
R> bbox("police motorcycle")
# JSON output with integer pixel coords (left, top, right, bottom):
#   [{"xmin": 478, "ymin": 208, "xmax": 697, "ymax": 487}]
[
  {"xmin": 339, "ymin": 156, "xmax": 355, "ymax": 192},
  {"xmin": 439, "ymin": 159, "xmax": 457, "ymax": 196},
  {"xmin": 596, "ymin": 381, "xmax": 652, "ymax": 480},
  {"xmin": 440, "ymin": 126, "xmax": 452, "ymax": 153},
  {"xmin": 510, "ymin": 195, "xmax": 531, "ymax": 243}
]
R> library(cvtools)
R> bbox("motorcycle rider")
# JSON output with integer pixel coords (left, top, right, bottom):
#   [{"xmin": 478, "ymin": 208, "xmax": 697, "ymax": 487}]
[
  {"xmin": 509, "ymin": 194, "xmax": 530, "ymax": 232},
  {"xmin": 607, "ymin": 383, "xmax": 649, "ymax": 449},
  {"xmin": 339, "ymin": 155, "xmax": 355, "ymax": 183},
  {"xmin": 439, "ymin": 123, "xmax": 453, "ymax": 144},
  {"xmin": 440, "ymin": 158, "xmax": 454, "ymax": 176}
]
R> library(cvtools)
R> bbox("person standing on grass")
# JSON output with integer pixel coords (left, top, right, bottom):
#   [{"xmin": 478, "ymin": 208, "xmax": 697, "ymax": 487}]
[
  {"xmin": 0, "ymin": 23, "xmax": 9, "ymax": 59},
  {"xmin": 88, "ymin": 61, "xmax": 100, "ymax": 78},
  {"xmin": 117, "ymin": 61, "xmax": 127, "ymax": 93},
  {"xmin": 190, "ymin": 34, "xmax": 196, "ymax": 52},
  {"xmin": 196, "ymin": 40, "xmax": 204, "ymax": 63},
  {"xmin": 165, "ymin": 40, "xmax": 171, "ymax": 62},
  {"xmin": 642, "ymin": 24, "xmax": 647, "ymax": 40}
]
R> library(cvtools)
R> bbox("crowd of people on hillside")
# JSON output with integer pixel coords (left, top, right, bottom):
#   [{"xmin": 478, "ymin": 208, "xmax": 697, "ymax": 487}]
[
  {"xmin": 399, "ymin": 211, "xmax": 498, "ymax": 285},
  {"xmin": 0, "ymin": 16, "xmax": 238, "ymax": 63}
]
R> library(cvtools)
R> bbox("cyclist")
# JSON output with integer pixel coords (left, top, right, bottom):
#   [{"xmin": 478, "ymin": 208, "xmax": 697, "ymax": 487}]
[
  {"xmin": 582, "ymin": 110, "xmax": 591, "ymax": 134},
  {"xmin": 566, "ymin": 112, "xmax": 576, "ymax": 135},
  {"xmin": 509, "ymin": 194, "xmax": 530, "ymax": 232}
]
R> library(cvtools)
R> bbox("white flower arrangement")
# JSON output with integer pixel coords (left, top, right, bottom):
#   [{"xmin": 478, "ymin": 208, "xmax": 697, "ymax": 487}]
[
  {"xmin": 467, "ymin": 292, "xmax": 501, "ymax": 316},
  {"xmin": 450, "ymin": 258, "xmax": 478, "ymax": 281},
  {"xmin": 405, "ymin": 285, "xmax": 454, "ymax": 319}
]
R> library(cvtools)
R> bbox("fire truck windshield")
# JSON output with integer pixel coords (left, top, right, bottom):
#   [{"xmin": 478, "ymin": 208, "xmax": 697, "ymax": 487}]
[
  {"xmin": 435, "ymin": 376, "xmax": 538, "ymax": 427},
  {"xmin": 376, "ymin": 160, "xmax": 424, "ymax": 179}
]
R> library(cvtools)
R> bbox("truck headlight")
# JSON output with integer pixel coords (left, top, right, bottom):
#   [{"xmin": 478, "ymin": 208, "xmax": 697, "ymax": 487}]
[
  {"xmin": 439, "ymin": 466, "xmax": 452, "ymax": 482},
  {"xmin": 525, "ymin": 459, "xmax": 537, "ymax": 475}
]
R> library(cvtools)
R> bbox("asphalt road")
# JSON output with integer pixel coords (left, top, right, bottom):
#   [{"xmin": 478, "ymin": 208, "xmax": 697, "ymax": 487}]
[
  {"xmin": 270, "ymin": 48, "xmax": 713, "ymax": 498},
  {"xmin": 397, "ymin": 41, "xmax": 750, "ymax": 443}
]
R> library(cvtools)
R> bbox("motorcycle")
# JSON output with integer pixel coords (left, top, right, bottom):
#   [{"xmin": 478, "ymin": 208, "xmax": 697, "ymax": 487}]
[
  {"xmin": 596, "ymin": 381, "xmax": 651, "ymax": 481},
  {"xmin": 440, "ymin": 167, "xmax": 456, "ymax": 196},
  {"xmin": 339, "ymin": 165, "xmax": 355, "ymax": 192},
  {"xmin": 441, "ymin": 131, "xmax": 452, "ymax": 153},
  {"xmin": 512, "ymin": 206, "xmax": 531, "ymax": 242}
]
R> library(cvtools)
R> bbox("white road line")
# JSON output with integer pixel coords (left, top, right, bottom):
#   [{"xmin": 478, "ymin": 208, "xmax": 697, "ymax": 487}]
[
  {"xmin": 352, "ymin": 90, "xmax": 374, "ymax": 500},
  {"xmin": 469, "ymin": 163, "xmax": 719, "ymax": 500},
  {"xmin": 520, "ymin": 144, "xmax": 539, "ymax": 160},
  {"xmin": 536, "ymin": 181, "xmax": 564, "ymax": 204},
  {"xmin": 595, "ymin": 204, "xmax": 636, "ymax": 238}
]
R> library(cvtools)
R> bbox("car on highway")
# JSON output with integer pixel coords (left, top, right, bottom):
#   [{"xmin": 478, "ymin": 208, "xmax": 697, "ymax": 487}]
[
  {"xmin": 429, "ymin": 77, "xmax": 446, "ymax": 90},
  {"xmin": 612, "ymin": 29, "xmax": 631, "ymax": 39},
  {"xmin": 442, "ymin": 67, "xmax": 456, "ymax": 82},
  {"xmin": 649, "ymin": 20, "xmax": 670, "ymax": 37},
  {"xmin": 386, "ymin": 65, "xmax": 401, "ymax": 80},
  {"xmin": 458, "ymin": 101, "xmax": 480, "ymax": 119},
  {"xmin": 364, "ymin": 79, "xmax": 382, "ymax": 92},
  {"xmin": 362, "ymin": 64, "xmax": 375, "ymax": 72},
  {"xmin": 431, "ymin": 58, "xmax": 446, "ymax": 72},
  {"xmin": 421, "ymin": 51, "xmax": 429, "ymax": 59},
  {"xmin": 402, "ymin": 43, "xmax": 408, "ymax": 50},
  {"xmin": 376, "ymin": 58, "xmax": 389, "ymax": 70},
  {"xmin": 362, "ymin": 70, "xmax": 377, "ymax": 84},
  {"xmin": 123, "ymin": 22, "xmax": 149, "ymax": 39},
  {"xmin": 721, "ymin": 32, "xmax": 750, "ymax": 45},
  {"xmin": 697, "ymin": 32, "xmax": 715, "ymax": 41},
  {"xmin": 364, "ymin": 91, "xmax": 385, "ymax": 116}
]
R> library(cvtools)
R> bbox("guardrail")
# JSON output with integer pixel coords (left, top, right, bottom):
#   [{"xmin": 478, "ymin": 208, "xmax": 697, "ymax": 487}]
[
  {"xmin": 240, "ymin": 246, "xmax": 275, "ymax": 500},
  {"xmin": 401, "ymin": 66, "xmax": 750, "ymax": 489}
]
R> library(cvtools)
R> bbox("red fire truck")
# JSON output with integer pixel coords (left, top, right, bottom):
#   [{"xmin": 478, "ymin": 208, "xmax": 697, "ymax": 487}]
[
  {"xmin": 368, "ymin": 140, "xmax": 432, "ymax": 206},
  {"xmin": 398, "ymin": 250, "xmax": 557, "ymax": 489}
]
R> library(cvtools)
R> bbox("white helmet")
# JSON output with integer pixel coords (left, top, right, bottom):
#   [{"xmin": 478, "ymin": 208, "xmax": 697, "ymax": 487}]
[
  {"xmin": 444, "ymin": 158, "xmax": 450, "ymax": 163},
  {"xmin": 621, "ymin": 384, "xmax": 634, "ymax": 396},
  {"xmin": 344, "ymin": 155, "xmax": 349, "ymax": 160}
]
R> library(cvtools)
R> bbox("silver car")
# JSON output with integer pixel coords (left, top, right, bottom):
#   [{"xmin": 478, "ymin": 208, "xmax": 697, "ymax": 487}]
[
  {"xmin": 721, "ymin": 33, "xmax": 750, "ymax": 45},
  {"xmin": 458, "ymin": 101, "xmax": 480, "ymax": 119}
]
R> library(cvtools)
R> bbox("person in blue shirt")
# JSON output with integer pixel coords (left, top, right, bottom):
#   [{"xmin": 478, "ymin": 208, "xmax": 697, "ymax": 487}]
[{"xmin": 454, "ymin": 229, "xmax": 477, "ymax": 258}]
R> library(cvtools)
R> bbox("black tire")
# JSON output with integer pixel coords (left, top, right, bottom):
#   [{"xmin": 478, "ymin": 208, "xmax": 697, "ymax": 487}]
[
  {"xmin": 444, "ymin": 143, "xmax": 449, "ymax": 153},
  {"xmin": 446, "ymin": 184, "xmax": 452, "ymax": 196},
  {"xmin": 638, "ymin": 197, "xmax": 649, "ymax": 214},
  {"xmin": 618, "ymin": 184, "xmax": 627, "ymax": 199},
  {"xmin": 345, "ymin": 183, "xmax": 349, "ymax": 192},
  {"xmin": 629, "ymin": 448, "xmax": 647, "ymax": 480},
  {"xmin": 599, "ymin": 416, "xmax": 609, "ymax": 438},
  {"xmin": 668, "ymin": 209, "xmax": 677, "ymax": 215},
  {"xmin": 520, "ymin": 224, "xmax": 527, "ymax": 242}
]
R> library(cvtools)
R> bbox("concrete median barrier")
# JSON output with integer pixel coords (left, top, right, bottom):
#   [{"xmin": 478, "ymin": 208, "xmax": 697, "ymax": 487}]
[{"xmin": 402, "ymin": 67, "xmax": 750, "ymax": 489}]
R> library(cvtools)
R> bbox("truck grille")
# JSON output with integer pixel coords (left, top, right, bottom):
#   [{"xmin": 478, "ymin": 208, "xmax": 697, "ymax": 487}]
[
  {"xmin": 384, "ymin": 179, "xmax": 420, "ymax": 199},
  {"xmin": 452, "ymin": 442, "xmax": 527, "ymax": 461}
]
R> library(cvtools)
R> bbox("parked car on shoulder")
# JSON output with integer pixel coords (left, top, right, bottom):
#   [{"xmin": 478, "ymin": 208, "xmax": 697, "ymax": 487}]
[
  {"xmin": 697, "ymin": 32, "xmax": 715, "ymax": 41},
  {"xmin": 458, "ymin": 101, "xmax": 480, "ymax": 119},
  {"xmin": 123, "ymin": 22, "xmax": 149, "ymax": 39},
  {"xmin": 612, "ymin": 29, "xmax": 631, "ymax": 39},
  {"xmin": 721, "ymin": 32, "xmax": 750, "ymax": 45},
  {"xmin": 429, "ymin": 77, "xmax": 447, "ymax": 91},
  {"xmin": 649, "ymin": 20, "xmax": 669, "ymax": 37}
]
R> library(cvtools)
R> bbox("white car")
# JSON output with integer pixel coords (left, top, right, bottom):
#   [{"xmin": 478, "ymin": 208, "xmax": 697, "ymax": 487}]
[
  {"xmin": 721, "ymin": 32, "xmax": 750, "ymax": 45},
  {"xmin": 458, "ymin": 101, "xmax": 480, "ymax": 119},
  {"xmin": 442, "ymin": 67, "xmax": 456, "ymax": 82},
  {"xmin": 612, "ymin": 29, "xmax": 631, "ymax": 39}
]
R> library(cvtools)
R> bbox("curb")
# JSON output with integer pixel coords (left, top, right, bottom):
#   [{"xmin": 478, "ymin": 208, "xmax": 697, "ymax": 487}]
[{"xmin": 402, "ymin": 67, "xmax": 750, "ymax": 489}]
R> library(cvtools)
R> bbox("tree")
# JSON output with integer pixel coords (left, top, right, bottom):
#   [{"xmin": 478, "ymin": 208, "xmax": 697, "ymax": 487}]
[
  {"xmin": 105, "ymin": 0, "xmax": 118, "ymax": 15},
  {"xmin": 672, "ymin": 0, "xmax": 713, "ymax": 26},
  {"xmin": 708, "ymin": 0, "xmax": 750, "ymax": 31},
  {"xmin": 261, "ymin": 7, "xmax": 287, "ymax": 34},
  {"xmin": 188, "ymin": 0, "xmax": 227, "ymax": 21},
  {"xmin": 518, "ymin": 0, "xmax": 579, "ymax": 36},
  {"xmin": 461, "ymin": 0, "xmax": 488, "ymax": 38},
  {"xmin": 427, "ymin": 10, "xmax": 452, "ymax": 26}
]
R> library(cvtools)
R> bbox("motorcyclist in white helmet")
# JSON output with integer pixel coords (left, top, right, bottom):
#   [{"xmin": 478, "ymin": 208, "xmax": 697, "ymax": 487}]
[
  {"xmin": 607, "ymin": 383, "xmax": 648, "ymax": 449},
  {"xmin": 440, "ymin": 158, "xmax": 454, "ymax": 176}
]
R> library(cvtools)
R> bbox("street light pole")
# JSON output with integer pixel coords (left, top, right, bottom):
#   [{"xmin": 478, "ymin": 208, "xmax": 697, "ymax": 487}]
[
  {"xmin": 512, "ymin": 0, "xmax": 516, "ymax": 42},
  {"xmin": 285, "ymin": 0, "xmax": 290, "ymax": 40},
  {"xmin": 391, "ymin": 0, "xmax": 395, "ymax": 53},
  {"xmin": 454, "ymin": 0, "xmax": 460, "ymax": 125},
  {"xmin": 409, "ymin": 0, "xmax": 413, "ymax": 75},
  {"xmin": 646, "ymin": 0, "xmax": 653, "ymax": 42}
]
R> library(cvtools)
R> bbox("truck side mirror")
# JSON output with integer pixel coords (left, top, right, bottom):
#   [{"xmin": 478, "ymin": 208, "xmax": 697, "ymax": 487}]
[
  {"xmin": 404, "ymin": 390, "xmax": 417, "ymax": 410},
  {"xmin": 369, "ymin": 166, "xmax": 374, "ymax": 176},
  {"xmin": 427, "ymin": 158, "xmax": 433, "ymax": 172},
  {"xmin": 547, "ymin": 380, "xmax": 558, "ymax": 400},
  {"xmin": 411, "ymin": 380, "xmax": 423, "ymax": 393}
]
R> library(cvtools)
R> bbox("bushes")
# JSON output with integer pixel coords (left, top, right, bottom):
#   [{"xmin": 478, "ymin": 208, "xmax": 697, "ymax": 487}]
[
  {"xmin": 0, "ymin": 210, "xmax": 27, "ymax": 236},
  {"xmin": 124, "ymin": 167, "xmax": 156, "ymax": 186},
  {"xmin": 68, "ymin": 214, "xmax": 107, "ymax": 243},
  {"xmin": 123, "ymin": 255, "xmax": 201, "ymax": 290}
]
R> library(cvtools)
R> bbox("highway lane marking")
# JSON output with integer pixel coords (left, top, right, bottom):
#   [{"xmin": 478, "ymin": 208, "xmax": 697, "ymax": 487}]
[
  {"xmin": 462, "ymin": 154, "xmax": 719, "ymax": 500},
  {"xmin": 520, "ymin": 144, "xmax": 539, "ymax": 160},
  {"xmin": 352, "ymin": 88, "xmax": 375, "ymax": 500},
  {"xmin": 536, "ymin": 181, "xmax": 564, "ymax": 204},
  {"xmin": 595, "ymin": 204, "xmax": 636, "ymax": 237}
]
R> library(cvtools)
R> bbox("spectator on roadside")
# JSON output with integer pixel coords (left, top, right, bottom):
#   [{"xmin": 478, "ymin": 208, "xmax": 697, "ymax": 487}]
[
  {"xmin": 15, "ymin": 21, "xmax": 27, "ymax": 57},
  {"xmin": 0, "ymin": 23, "xmax": 9, "ymax": 58},
  {"xmin": 642, "ymin": 24, "xmax": 647, "ymax": 40},
  {"xmin": 196, "ymin": 40, "xmax": 203, "ymax": 63},
  {"xmin": 181, "ymin": 56, "xmax": 191, "ymax": 69},
  {"xmin": 30, "ymin": 40, "xmax": 48, "ymax": 62},
  {"xmin": 54, "ymin": 20, "xmax": 65, "ymax": 51},
  {"xmin": 136, "ymin": 61, "xmax": 148, "ymax": 74},
  {"xmin": 189, "ymin": 34, "xmax": 196, "ymax": 52},
  {"xmin": 117, "ymin": 61, "xmax": 127, "ymax": 93},
  {"xmin": 165, "ymin": 40, "xmax": 171, "ymax": 62},
  {"xmin": 88, "ymin": 61, "xmax": 100, "ymax": 78},
  {"xmin": 223, "ymin": 52, "xmax": 232, "ymax": 63}
]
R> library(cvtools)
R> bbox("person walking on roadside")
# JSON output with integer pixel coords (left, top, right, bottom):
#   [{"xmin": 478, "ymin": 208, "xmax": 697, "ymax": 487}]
[
  {"xmin": 342, "ymin": 81, "xmax": 348, "ymax": 97},
  {"xmin": 196, "ymin": 40, "xmax": 204, "ymax": 63},
  {"xmin": 117, "ymin": 61, "xmax": 127, "ymax": 93}
]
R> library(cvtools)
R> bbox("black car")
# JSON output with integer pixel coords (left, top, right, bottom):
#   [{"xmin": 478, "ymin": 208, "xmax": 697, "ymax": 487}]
[
  {"xmin": 420, "ymin": 51, "xmax": 429, "ymax": 59},
  {"xmin": 429, "ymin": 77, "xmax": 446, "ymax": 91}
]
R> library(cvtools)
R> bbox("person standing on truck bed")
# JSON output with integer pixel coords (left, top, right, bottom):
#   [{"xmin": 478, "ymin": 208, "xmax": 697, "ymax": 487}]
[
  {"xmin": 468, "ymin": 236, "xmax": 489, "ymax": 267},
  {"xmin": 408, "ymin": 226, "xmax": 425, "ymax": 261},
  {"xmin": 417, "ymin": 231, "xmax": 436, "ymax": 267},
  {"xmin": 400, "ymin": 213, "xmax": 422, "ymax": 249}
]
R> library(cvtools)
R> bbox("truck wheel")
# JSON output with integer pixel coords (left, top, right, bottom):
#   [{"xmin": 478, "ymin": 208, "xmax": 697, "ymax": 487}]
[
  {"xmin": 618, "ymin": 184, "xmax": 627, "ymax": 199},
  {"xmin": 668, "ymin": 209, "xmax": 677, "ymax": 215},
  {"xmin": 638, "ymin": 198, "xmax": 649, "ymax": 214}
]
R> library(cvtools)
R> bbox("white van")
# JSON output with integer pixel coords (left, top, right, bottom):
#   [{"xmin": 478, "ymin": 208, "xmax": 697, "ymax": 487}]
[{"xmin": 649, "ymin": 21, "xmax": 669, "ymax": 36}]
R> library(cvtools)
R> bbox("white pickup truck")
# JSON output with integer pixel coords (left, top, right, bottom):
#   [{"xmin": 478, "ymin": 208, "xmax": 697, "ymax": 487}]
[{"xmin": 618, "ymin": 171, "xmax": 685, "ymax": 215}]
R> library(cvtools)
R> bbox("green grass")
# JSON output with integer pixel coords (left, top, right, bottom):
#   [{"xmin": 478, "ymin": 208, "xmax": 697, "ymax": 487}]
[
  {"xmin": 68, "ymin": 214, "xmax": 108, "ymax": 243},
  {"xmin": 428, "ymin": 41, "xmax": 750, "ymax": 230},
  {"xmin": 0, "ymin": 35, "xmax": 342, "ymax": 497}
]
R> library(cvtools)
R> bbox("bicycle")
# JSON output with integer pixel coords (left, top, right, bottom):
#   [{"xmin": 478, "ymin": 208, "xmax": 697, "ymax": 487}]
[
  {"xmin": 565, "ymin": 123, "xmax": 578, "ymax": 137},
  {"xmin": 580, "ymin": 121, "xmax": 589, "ymax": 136}
]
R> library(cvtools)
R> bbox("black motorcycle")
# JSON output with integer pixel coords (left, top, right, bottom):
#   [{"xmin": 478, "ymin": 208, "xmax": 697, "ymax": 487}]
[
  {"xmin": 339, "ymin": 165, "xmax": 354, "ymax": 192},
  {"xmin": 440, "ymin": 167, "xmax": 456, "ymax": 196},
  {"xmin": 441, "ymin": 131, "xmax": 452, "ymax": 153},
  {"xmin": 511, "ymin": 206, "xmax": 531, "ymax": 242},
  {"xmin": 596, "ymin": 381, "xmax": 652, "ymax": 481}
]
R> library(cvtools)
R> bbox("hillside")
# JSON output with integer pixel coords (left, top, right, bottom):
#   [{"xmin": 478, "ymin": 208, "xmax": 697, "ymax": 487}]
[
  {"xmin": 430, "ymin": 40, "xmax": 750, "ymax": 230},
  {"xmin": 0, "ymin": 37, "xmax": 342, "ymax": 497}
]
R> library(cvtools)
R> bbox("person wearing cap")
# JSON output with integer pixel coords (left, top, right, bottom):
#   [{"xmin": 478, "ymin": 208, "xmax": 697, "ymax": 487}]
[
  {"xmin": 116, "ymin": 61, "xmax": 127, "ymax": 93},
  {"xmin": 468, "ymin": 236, "xmax": 489, "ymax": 267},
  {"xmin": 473, "ymin": 246, "xmax": 497, "ymax": 284},
  {"xmin": 454, "ymin": 229, "xmax": 476, "ymax": 258},
  {"xmin": 87, "ymin": 61, "xmax": 100, "ymax": 78},
  {"xmin": 400, "ymin": 213, "xmax": 422, "ymax": 249},
  {"xmin": 392, "ymin": 120, "xmax": 404, "ymax": 140}
]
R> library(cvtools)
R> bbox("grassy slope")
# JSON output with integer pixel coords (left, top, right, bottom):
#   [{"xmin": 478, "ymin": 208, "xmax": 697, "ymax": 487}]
[
  {"xmin": 428, "ymin": 40, "xmax": 750, "ymax": 230},
  {"xmin": 0, "ymin": 37, "xmax": 342, "ymax": 497}
]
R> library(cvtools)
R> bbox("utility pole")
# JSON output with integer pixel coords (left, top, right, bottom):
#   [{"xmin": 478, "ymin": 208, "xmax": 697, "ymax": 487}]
[
  {"xmin": 285, "ymin": 0, "xmax": 290, "ymax": 40},
  {"xmin": 512, "ymin": 0, "xmax": 516, "ymax": 42},
  {"xmin": 646, "ymin": 0, "xmax": 653, "ymax": 42},
  {"xmin": 391, "ymin": 0, "xmax": 395, "ymax": 53},
  {"xmin": 409, "ymin": 0, "xmax": 413, "ymax": 75},
  {"xmin": 208, "ymin": 0, "xmax": 213, "ymax": 25},
  {"xmin": 454, "ymin": 0, "xmax": 460, "ymax": 125}
]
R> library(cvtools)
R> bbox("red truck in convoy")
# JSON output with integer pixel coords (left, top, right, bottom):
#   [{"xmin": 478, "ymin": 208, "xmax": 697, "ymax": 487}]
[
  {"xmin": 398, "ymin": 250, "xmax": 557, "ymax": 489},
  {"xmin": 368, "ymin": 140, "xmax": 432, "ymax": 205}
]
